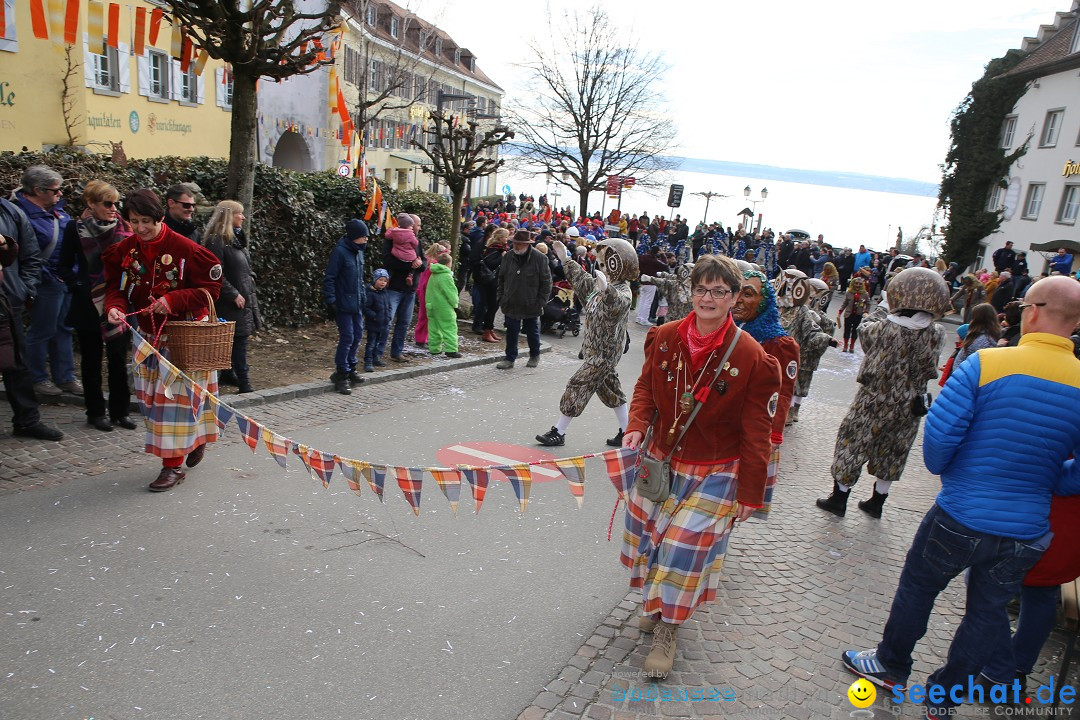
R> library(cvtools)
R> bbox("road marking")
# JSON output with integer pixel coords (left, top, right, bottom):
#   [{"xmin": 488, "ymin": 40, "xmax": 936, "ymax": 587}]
[{"xmin": 445, "ymin": 445, "xmax": 561, "ymax": 478}]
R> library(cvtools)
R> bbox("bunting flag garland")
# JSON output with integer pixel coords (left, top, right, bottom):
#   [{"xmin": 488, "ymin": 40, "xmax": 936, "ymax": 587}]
[
  {"xmin": 64, "ymin": 0, "xmax": 81, "ymax": 45},
  {"xmin": 551, "ymin": 457, "xmax": 586, "ymax": 509},
  {"xmin": 602, "ymin": 447, "xmax": 639, "ymax": 500},
  {"xmin": 262, "ymin": 428, "xmax": 291, "ymax": 469},
  {"xmin": 498, "ymin": 465, "xmax": 533, "ymax": 514},
  {"xmin": 361, "ymin": 464, "xmax": 387, "ymax": 502},
  {"xmin": 459, "ymin": 466, "xmax": 490, "ymax": 514},
  {"xmin": 180, "ymin": 34, "xmax": 193, "ymax": 72},
  {"xmin": 307, "ymin": 449, "xmax": 337, "ymax": 488},
  {"xmin": 30, "ymin": 0, "xmax": 49, "ymax": 40},
  {"xmin": 187, "ymin": 381, "xmax": 206, "ymax": 420},
  {"xmin": 428, "ymin": 468, "xmax": 462, "ymax": 516},
  {"xmin": 132, "ymin": 334, "xmax": 155, "ymax": 366},
  {"xmin": 148, "ymin": 7, "xmax": 163, "ymax": 46},
  {"xmin": 338, "ymin": 458, "xmax": 366, "ymax": 497},
  {"xmin": 293, "ymin": 442, "xmax": 314, "ymax": 476},
  {"xmin": 133, "ymin": 6, "xmax": 146, "ymax": 55},
  {"xmin": 192, "ymin": 48, "xmax": 210, "ymax": 76},
  {"xmin": 105, "ymin": 2, "xmax": 119, "ymax": 48},
  {"xmin": 394, "ymin": 467, "xmax": 423, "ymax": 516},
  {"xmin": 236, "ymin": 415, "xmax": 261, "ymax": 452},
  {"xmin": 208, "ymin": 395, "xmax": 234, "ymax": 432},
  {"xmin": 87, "ymin": 0, "xmax": 103, "ymax": 53}
]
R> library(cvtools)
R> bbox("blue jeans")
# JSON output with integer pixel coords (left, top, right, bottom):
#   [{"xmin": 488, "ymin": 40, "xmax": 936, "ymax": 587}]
[
  {"xmin": 364, "ymin": 330, "xmax": 387, "ymax": 366},
  {"xmin": 25, "ymin": 274, "xmax": 76, "ymax": 384},
  {"xmin": 384, "ymin": 289, "xmax": 416, "ymax": 359},
  {"xmin": 471, "ymin": 284, "xmax": 487, "ymax": 331},
  {"xmin": 334, "ymin": 312, "xmax": 364, "ymax": 371},
  {"xmin": 981, "ymin": 584, "xmax": 1062, "ymax": 682},
  {"xmin": 504, "ymin": 316, "xmax": 540, "ymax": 362},
  {"xmin": 876, "ymin": 504, "xmax": 1049, "ymax": 711}
]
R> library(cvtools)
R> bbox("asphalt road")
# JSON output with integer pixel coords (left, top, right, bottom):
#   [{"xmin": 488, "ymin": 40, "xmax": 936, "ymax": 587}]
[{"xmin": 0, "ymin": 325, "xmax": 651, "ymax": 720}]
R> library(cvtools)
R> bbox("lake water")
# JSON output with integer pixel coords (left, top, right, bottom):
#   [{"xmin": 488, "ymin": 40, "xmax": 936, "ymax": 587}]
[{"xmin": 497, "ymin": 163, "xmax": 941, "ymax": 254}]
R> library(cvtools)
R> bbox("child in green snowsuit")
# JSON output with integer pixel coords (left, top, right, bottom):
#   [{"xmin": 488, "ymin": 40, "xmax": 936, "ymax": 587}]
[{"xmin": 426, "ymin": 252, "xmax": 461, "ymax": 357}]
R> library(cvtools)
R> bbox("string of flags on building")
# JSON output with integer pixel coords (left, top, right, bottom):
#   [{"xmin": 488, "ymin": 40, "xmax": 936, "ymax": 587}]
[{"xmin": 130, "ymin": 329, "xmax": 641, "ymax": 517}]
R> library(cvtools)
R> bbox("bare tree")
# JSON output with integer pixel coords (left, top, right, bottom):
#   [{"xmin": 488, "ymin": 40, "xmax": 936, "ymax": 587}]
[
  {"xmin": 507, "ymin": 5, "xmax": 676, "ymax": 217},
  {"xmin": 412, "ymin": 109, "xmax": 513, "ymax": 258},
  {"xmin": 60, "ymin": 45, "xmax": 82, "ymax": 146},
  {"xmin": 340, "ymin": 0, "xmax": 442, "ymax": 141},
  {"xmin": 162, "ymin": 1, "xmax": 343, "ymax": 214}
]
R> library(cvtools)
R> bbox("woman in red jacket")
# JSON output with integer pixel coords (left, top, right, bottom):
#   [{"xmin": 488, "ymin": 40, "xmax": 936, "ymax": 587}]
[
  {"xmin": 620, "ymin": 254, "xmax": 781, "ymax": 679},
  {"xmin": 103, "ymin": 189, "xmax": 222, "ymax": 492}
]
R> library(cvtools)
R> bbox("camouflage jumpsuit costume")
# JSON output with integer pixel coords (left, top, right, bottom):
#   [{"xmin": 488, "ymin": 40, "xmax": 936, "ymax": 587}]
[{"xmin": 644, "ymin": 265, "xmax": 693, "ymax": 323}]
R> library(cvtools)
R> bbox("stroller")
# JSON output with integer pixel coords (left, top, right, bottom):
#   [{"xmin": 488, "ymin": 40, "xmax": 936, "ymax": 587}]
[{"xmin": 541, "ymin": 282, "xmax": 581, "ymax": 338}]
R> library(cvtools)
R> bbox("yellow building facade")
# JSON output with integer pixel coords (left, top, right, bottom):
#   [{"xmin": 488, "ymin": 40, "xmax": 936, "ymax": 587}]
[{"xmin": 0, "ymin": 0, "xmax": 232, "ymax": 159}]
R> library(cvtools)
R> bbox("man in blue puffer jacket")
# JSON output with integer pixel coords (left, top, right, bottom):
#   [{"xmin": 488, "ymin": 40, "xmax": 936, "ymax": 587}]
[
  {"xmin": 839, "ymin": 275, "xmax": 1080, "ymax": 716},
  {"xmin": 324, "ymin": 219, "xmax": 368, "ymax": 394}
]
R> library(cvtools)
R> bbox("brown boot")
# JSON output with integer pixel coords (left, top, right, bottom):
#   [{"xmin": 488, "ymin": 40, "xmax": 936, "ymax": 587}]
[
  {"xmin": 643, "ymin": 621, "xmax": 677, "ymax": 678},
  {"xmin": 637, "ymin": 615, "xmax": 657, "ymax": 633},
  {"xmin": 482, "ymin": 330, "xmax": 499, "ymax": 343},
  {"xmin": 149, "ymin": 467, "xmax": 185, "ymax": 492}
]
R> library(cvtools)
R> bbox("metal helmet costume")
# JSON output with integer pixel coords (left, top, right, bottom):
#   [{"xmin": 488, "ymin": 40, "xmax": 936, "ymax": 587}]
[
  {"xmin": 884, "ymin": 267, "xmax": 951, "ymax": 319},
  {"xmin": 773, "ymin": 269, "xmax": 811, "ymax": 308},
  {"xmin": 595, "ymin": 238, "xmax": 639, "ymax": 283}
]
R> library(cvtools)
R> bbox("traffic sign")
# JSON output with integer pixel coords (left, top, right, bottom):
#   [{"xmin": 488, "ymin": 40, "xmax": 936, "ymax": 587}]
[
  {"xmin": 501, "ymin": 184, "xmax": 512, "ymax": 195},
  {"xmin": 667, "ymin": 184, "xmax": 684, "ymax": 208},
  {"xmin": 436, "ymin": 442, "xmax": 561, "ymax": 483},
  {"xmin": 337, "ymin": 163, "xmax": 351, "ymax": 177}
]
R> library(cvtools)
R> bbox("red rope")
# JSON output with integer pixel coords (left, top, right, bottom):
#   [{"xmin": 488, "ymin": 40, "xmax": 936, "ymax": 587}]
[{"xmin": 606, "ymin": 496, "xmax": 621, "ymax": 541}]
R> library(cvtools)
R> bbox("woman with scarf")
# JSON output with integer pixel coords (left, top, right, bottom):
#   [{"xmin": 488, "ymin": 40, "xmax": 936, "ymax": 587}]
[
  {"xmin": 837, "ymin": 276, "xmax": 870, "ymax": 353},
  {"xmin": 57, "ymin": 181, "xmax": 136, "ymax": 432},
  {"xmin": 620, "ymin": 255, "xmax": 781, "ymax": 679},
  {"xmin": 201, "ymin": 200, "xmax": 260, "ymax": 394},
  {"xmin": 103, "ymin": 189, "xmax": 222, "ymax": 493}
]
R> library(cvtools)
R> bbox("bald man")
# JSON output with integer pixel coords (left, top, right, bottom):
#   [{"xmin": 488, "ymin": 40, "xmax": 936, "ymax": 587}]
[{"xmin": 840, "ymin": 276, "xmax": 1080, "ymax": 715}]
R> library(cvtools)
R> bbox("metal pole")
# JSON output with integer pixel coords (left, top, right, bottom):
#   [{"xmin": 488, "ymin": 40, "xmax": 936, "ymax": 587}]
[{"xmin": 703, "ymin": 196, "xmax": 711, "ymax": 225}]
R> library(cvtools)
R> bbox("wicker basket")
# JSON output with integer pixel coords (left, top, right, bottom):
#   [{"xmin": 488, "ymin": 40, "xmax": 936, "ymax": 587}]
[{"xmin": 166, "ymin": 288, "xmax": 235, "ymax": 373}]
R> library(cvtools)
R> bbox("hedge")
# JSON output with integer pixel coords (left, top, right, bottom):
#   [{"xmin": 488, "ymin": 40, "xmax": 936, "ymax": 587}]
[{"xmin": 0, "ymin": 149, "xmax": 452, "ymax": 327}]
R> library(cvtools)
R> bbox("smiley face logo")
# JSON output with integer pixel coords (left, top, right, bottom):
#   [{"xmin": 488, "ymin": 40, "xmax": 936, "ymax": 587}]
[{"xmin": 847, "ymin": 678, "xmax": 876, "ymax": 708}]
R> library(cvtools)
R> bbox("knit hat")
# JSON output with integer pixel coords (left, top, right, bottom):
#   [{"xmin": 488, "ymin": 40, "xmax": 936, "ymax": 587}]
[
  {"xmin": 396, "ymin": 213, "xmax": 414, "ymax": 229},
  {"xmin": 373, "ymin": 268, "xmax": 389, "ymax": 281},
  {"xmin": 345, "ymin": 219, "xmax": 369, "ymax": 240}
]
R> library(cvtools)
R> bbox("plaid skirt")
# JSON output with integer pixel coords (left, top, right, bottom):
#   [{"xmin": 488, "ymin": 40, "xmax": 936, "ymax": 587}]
[
  {"xmin": 132, "ymin": 345, "xmax": 219, "ymax": 460},
  {"xmin": 750, "ymin": 443, "xmax": 781, "ymax": 521},
  {"xmin": 620, "ymin": 456, "xmax": 739, "ymax": 625}
]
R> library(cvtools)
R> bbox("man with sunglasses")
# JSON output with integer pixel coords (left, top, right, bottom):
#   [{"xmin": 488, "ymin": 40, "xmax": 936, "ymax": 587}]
[
  {"xmin": 13, "ymin": 165, "xmax": 83, "ymax": 400},
  {"xmin": 163, "ymin": 184, "xmax": 201, "ymax": 244},
  {"xmin": 840, "ymin": 275, "xmax": 1080, "ymax": 716}
]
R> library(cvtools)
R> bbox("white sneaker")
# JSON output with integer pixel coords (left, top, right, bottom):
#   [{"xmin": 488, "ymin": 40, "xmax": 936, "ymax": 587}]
[{"xmin": 34, "ymin": 380, "xmax": 62, "ymax": 397}]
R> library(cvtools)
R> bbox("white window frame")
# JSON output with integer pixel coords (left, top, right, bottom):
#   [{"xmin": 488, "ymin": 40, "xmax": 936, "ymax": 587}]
[
  {"xmin": 1000, "ymin": 115, "xmax": 1017, "ymax": 149},
  {"xmin": 369, "ymin": 59, "xmax": 379, "ymax": 90},
  {"xmin": 390, "ymin": 16, "xmax": 400, "ymax": 39},
  {"xmin": 1057, "ymin": 185, "xmax": 1080, "ymax": 224},
  {"xmin": 178, "ymin": 62, "xmax": 199, "ymax": 104},
  {"xmin": 986, "ymin": 183, "xmax": 1004, "ymax": 212},
  {"xmin": 84, "ymin": 35, "xmax": 127, "ymax": 95},
  {"xmin": 147, "ymin": 50, "xmax": 170, "ymax": 102},
  {"xmin": 1040, "ymin": 109, "xmax": 1064, "ymax": 147},
  {"xmin": 1071, "ymin": 22, "xmax": 1080, "ymax": 55},
  {"xmin": 453, "ymin": 48, "xmax": 461, "ymax": 65},
  {"xmin": 383, "ymin": 121, "xmax": 392, "ymax": 149},
  {"xmin": 1, "ymin": 0, "xmax": 19, "ymax": 53},
  {"xmin": 419, "ymin": 31, "xmax": 428, "ymax": 49},
  {"xmin": 366, "ymin": 4, "xmax": 376, "ymax": 26},
  {"xmin": 1022, "ymin": 183, "xmax": 1046, "ymax": 219},
  {"xmin": 215, "ymin": 67, "xmax": 233, "ymax": 109},
  {"xmin": 434, "ymin": 37, "xmax": 442, "ymax": 56}
]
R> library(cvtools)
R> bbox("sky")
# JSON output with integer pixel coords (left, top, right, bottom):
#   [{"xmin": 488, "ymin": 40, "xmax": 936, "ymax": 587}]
[{"xmin": 427, "ymin": 0, "xmax": 1069, "ymax": 185}]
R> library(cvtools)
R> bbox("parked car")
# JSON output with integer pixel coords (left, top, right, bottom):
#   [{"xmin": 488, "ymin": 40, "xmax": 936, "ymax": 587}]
[{"xmin": 785, "ymin": 229, "xmax": 811, "ymax": 242}]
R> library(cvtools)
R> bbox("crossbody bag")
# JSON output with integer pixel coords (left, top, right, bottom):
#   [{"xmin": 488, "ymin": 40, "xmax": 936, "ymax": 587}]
[{"xmin": 635, "ymin": 327, "xmax": 743, "ymax": 503}]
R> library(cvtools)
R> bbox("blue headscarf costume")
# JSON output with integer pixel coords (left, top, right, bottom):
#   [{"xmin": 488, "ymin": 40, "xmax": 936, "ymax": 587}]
[{"xmin": 738, "ymin": 269, "xmax": 789, "ymax": 342}]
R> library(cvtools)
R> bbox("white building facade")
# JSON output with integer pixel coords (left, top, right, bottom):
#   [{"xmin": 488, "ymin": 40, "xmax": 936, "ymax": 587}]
[{"xmin": 982, "ymin": 4, "xmax": 1080, "ymax": 276}]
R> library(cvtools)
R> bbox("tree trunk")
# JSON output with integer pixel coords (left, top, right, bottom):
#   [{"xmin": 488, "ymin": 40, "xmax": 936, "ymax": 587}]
[
  {"xmin": 449, "ymin": 185, "xmax": 465, "ymax": 261},
  {"xmin": 578, "ymin": 187, "xmax": 590, "ymax": 220},
  {"xmin": 225, "ymin": 69, "xmax": 258, "ymax": 220}
]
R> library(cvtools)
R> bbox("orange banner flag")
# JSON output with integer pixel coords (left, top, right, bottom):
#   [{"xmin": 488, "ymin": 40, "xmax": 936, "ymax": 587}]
[
  {"xmin": 364, "ymin": 180, "xmax": 382, "ymax": 222},
  {"xmin": 148, "ymin": 7, "xmax": 162, "ymax": 45},
  {"xmin": 30, "ymin": 0, "xmax": 49, "ymax": 39},
  {"xmin": 0, "ymin": 2, "xmax": 6, "ymax": 39},
  {"xmin": 180, "ymin": 34, "xmax": 192, "ymax": 71},
  {"xmin": 133, "ymin": 6, "xmax": 146, "ymax": 55},
  {"xmin": 63, "ymin": 0, "xmax": 80, "ymax": 45},
  {"xmin": 105, "ymin": 2, "xmax": 119, "ymax": 48}
]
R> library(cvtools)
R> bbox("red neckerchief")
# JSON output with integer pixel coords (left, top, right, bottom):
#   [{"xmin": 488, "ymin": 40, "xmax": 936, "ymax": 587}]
[{"xmin": 678, "ymin": 311, "xmax": 733, "ymax": 373}]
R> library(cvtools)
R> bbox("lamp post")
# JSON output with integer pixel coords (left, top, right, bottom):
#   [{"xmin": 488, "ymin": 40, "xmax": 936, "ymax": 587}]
[
  {"xmin": 692, "ymin": 191, "xmax": 729, "ymax": 225},
  {"xmin": 743, "ymin": 185, "xmax": 768, "ymax": 233}
]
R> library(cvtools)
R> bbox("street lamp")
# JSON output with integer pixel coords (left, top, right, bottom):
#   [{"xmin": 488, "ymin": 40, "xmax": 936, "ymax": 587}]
[
  {"xmin": 692, "ymin": 191, "xmax": 729, "ymax": 225},
  {"xmin": 743, "ymin": 186, "xmax": 768, "ymax": 232}
]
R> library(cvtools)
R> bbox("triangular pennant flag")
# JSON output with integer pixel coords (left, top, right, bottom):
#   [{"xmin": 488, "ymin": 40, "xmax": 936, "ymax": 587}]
[
  {"xmin": 308, "ymin": 449, "xmax": 336, "ymax": 488},
  {"xmin": 235, "ymin": 415, "xmax": 261, "ymax": 452},
  {"xmin": 208, "ymin": 395, "xmax": 234, "ymax": 432},
  {"xmin": 158, "ymin": 358, "xmax": 182, "ymax": 398},
  {"xmin": 261, "ymin": 427, "xmax": 291, "ymax": 469},
  {"xmin": 552, "ymin": 456, "xmax": 586, "ymax": 509},
  {"xmin": 363, "ymin": 179, "xmax": 382, "ymax": 221},
  {"xmin": 338, "ymin": 458, "xmax": 367, "ymax": 497},
  {"xmin": 497, "ymin": 464, "xmax": 533, "ymax": 514},
  {"xmin": 459, "ymin": 466, "xmax": 490, "ymax": 514},
  {"xmin": 429, "ymin": 468, "xmax": 462, "ymax": 516},
  {"xmin": 132, "ymin": 333, "xmax": 155, "ymax": 366},
  {"xmin": 393, "ymin": 467, "xmax": 423, "ymax": 516},
  {"xmin": 292, "ymin": 443, "xmax": 314, "ymax": 475},
  {"xmin": 361, "ymin": 464, "xmax": 386, "ymax": 502},
  {"xmin": 186, "ymin": 382, "xmax": 206, "ymax": 420},
  {"xmin": 602, "ymin": 447, "xmax": 639, "ymax": 500}
]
